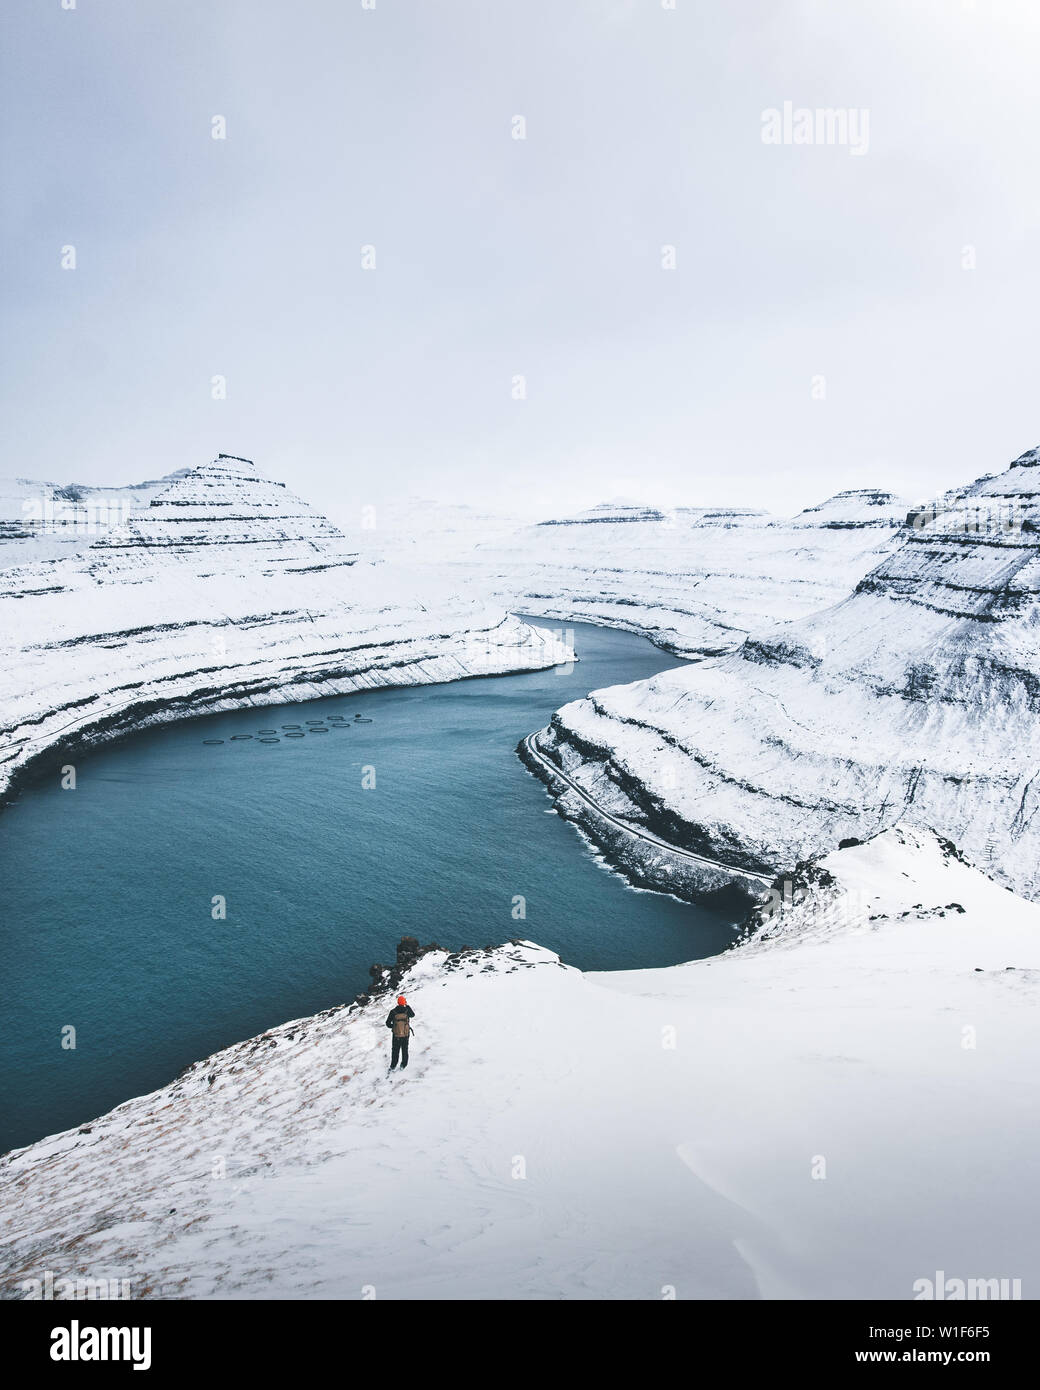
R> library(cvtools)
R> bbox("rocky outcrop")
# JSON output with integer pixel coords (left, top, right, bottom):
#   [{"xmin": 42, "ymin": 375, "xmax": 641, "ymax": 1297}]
[
  {"xmin": 354, "ymin": 934, "xmax": 519, "ymax": 1005},
  {"xmin": 528, "ymin": 447, "xmax": 1040, "ymax": 902},
  {"xmin": 0, "ymin": 456, "xmax": 574, "ymax": 806}
]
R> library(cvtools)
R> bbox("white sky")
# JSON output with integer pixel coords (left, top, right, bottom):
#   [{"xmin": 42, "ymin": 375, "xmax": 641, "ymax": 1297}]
[{"xmin": 2, "ymin": 0, "xmax": 1039, "ymax": 520}]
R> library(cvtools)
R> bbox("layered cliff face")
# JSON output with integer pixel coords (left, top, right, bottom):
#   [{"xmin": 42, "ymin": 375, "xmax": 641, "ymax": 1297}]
[
  {"xmin": 0, "ymin": 456, "xmax": 573, "ymax": 804},
  {"xmin": 530, "ymin": 449, "xmax": 1040, "ymax": 902},
  {"xmin": 87, "ymin": 455, "xmax": 355, "ymax": 574},
  {"xmin": 465, "ymin": 491, "xmax": 908, "ymax": 657},
  {"xmin": 4, "ymin": 828, "xmax": 1037, "ymax": 1299},
  {"xmin": 786, "ymin": 488, "xmax": 913, "ymax": 529},
  {"xmin": 0, "ymin": 472, "xmax": 183, "ymax": 565}
]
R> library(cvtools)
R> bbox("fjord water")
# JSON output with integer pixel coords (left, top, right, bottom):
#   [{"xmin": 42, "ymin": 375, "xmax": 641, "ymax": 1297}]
[{"xmin": 0, "ymin": 620, "xmax": 740, "ymax": 1151}]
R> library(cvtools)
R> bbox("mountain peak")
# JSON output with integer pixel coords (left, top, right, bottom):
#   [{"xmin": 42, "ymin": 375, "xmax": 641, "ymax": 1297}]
[
  {"xmin": 88, "ymin": 454, "xmax": 355, "ymax": 572},
  {"xmin": 1009, "ymin": 446, "xmax": 1040, "ymax": 470},
  {"xmin": 789, "ymin": 489, "xmax": 908, "ymax": 529},
  {"xmin": 148, "ymin": 454, "xmax": 279, "ymax": 506}
]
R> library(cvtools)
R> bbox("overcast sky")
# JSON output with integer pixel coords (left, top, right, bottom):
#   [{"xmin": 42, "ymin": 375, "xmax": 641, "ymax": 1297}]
[{"xmin": 2, "ymin": 0, "xmax": 1039, "ymax": 520}]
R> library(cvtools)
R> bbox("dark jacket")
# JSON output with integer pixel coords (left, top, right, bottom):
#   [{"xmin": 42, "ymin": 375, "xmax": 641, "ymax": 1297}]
[{"xmin": 386, "ymin": 1005, "xmax": 415, "ymax": 1032}]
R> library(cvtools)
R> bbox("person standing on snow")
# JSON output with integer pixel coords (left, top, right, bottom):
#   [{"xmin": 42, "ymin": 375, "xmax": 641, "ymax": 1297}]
[{"xmin": 386, "ymin": 994, "xmax": 415, "ymax": 1071}]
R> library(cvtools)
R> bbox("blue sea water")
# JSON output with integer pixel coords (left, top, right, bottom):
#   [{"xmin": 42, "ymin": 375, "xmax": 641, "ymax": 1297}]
[{"xmin": 0, "ymin": 619, "xmax": 739, "ymax": 1151}]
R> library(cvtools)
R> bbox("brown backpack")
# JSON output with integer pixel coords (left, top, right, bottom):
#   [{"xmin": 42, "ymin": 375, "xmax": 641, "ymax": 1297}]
[{"xmin": 392, "ymin": 1010, "xmax": 410, "ymax": 1039}]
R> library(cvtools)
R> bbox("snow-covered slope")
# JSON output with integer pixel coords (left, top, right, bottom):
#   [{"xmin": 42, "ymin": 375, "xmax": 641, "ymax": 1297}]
[
  {"xmin": 3, "ymin": 827, "xmax": 1036, "ymax": 1300},
  {"xmin": 0, "ymin": 456, "xmax": 573, "ymax": 805},
  {"xmin": 529, "ymin": 447, "xmax": 1040, "ymax": 901},
  {"xmin": 459, "ymin": 491, "xmax": 908, "ymax": 657},
  {"xmin": 325, "ymin": 496, "xmax": 536, "ymax": 567},
  {"xmin": 0, "ymin": 472, "xmax": 185, "ymax": 565},
  {"xmin": 298, "ymin": 488, "xmax": 909, "ymax": 659},
  {"xmin": 788, "ymin": 488, "xmax": 911, "ymax": 529}
]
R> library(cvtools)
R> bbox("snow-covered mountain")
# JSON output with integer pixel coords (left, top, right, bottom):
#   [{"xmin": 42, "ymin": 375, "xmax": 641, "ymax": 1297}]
[
  {"xmin": 0, "ymin": 455, "xmax": 573, "ymax": 806},
  {"xmin": 527, "ymin": 447, "xmax": 1040, "ymax": 901},
  {"xmin": 3, "ymin": 827, "xmax": 1036, "ymax": 1300},
  {"xmin": 268, "ymin": 486, "xmax": 911, "ymax": 660},
  {"xmin": 461, "ymin": 490, "xmax": 909, "ymax": 657},
  {"xmin": 0, "ymin": 471, "xmax": 186, "ymax": 565},
  {"xmin": 787, "ymin": 488, "xmax": 911, "ymax": 529}
]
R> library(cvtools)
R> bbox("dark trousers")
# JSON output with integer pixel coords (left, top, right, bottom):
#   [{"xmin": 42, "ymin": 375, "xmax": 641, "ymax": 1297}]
[{"xmin": 390, "ymin": 1035, "xmax": 409, "ymax": 1069}]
